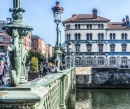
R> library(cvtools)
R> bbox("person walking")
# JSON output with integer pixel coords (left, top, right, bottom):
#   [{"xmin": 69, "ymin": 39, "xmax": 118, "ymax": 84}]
[
  {"xmin": 0, "ymin": 61, "xmax": 5, "ymax": 85},
  {"xmin": 39, "ymin": 62, "xmax": 44, "ymax": 78}
]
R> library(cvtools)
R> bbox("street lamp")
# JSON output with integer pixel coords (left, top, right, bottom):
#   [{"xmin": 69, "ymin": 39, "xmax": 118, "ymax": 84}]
[
  {"xmin": 52, "ymin": 2, "xmax": 64, "ymax": 72},
  {"xmin": 68, "ymin": 42, "xmax": 72, "ymax": 68}
]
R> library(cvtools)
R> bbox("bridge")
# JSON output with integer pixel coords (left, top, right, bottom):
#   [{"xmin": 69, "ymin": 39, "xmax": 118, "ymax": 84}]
[{"xmin": 0, "ymin": 67, "xmax": 75, "ymax": 109}]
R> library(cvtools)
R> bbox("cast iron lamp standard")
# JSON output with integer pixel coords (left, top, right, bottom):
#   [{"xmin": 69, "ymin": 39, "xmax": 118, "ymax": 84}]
[
  {"xmin": 52, "ymin": 2, "xmax": 64, "ymax": 72},
  {"xmin": 68, "ymin": 42, "xmax": 72, "ymax": 68},
  {"xmin": 2, "ymin": 0, "xmax": 33, "ymax": 86}
]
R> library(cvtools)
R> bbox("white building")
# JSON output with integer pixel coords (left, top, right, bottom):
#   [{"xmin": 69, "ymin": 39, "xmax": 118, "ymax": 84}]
[{"xmin": 63, "ymin": 9, "xmax": 130, "ymax": 68}]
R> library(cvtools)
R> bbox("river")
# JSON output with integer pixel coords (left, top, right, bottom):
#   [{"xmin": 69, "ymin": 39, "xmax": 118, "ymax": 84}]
[
  {"xmin": 66, "ymin": 89, "xmax": 130, "ymax": 109},
  {"xmin": 76, "ymin": 89, "xmax": 130, "ymax": 109}
]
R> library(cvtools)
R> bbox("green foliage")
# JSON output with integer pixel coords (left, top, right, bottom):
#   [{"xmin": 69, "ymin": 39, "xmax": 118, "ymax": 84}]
[
  {"xmin": 49, "ymin": 54, "xmax": 56, "ymax": 63},
  {"xmin": 28, "ymin": 50, "xmax": 45, "ymax": 62},
  {"xmin": 30, "ymin": 57, "xmax": 38, "ymax": 72}
]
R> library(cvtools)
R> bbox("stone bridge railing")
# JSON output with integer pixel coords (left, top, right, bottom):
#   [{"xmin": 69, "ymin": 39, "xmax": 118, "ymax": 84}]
[{"xmin": 0, "ymin": 67, "xmax": 75, "ymax": 109}]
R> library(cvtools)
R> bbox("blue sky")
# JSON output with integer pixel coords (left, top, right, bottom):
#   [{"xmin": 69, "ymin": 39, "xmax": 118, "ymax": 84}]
[{"xmin": 0, "ymin": 0, "xmax": 130, "ymax": 46}]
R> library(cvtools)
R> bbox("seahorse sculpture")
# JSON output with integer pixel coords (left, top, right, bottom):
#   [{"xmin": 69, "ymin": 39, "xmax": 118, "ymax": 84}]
[{"xmin": 8, "ymin": 29, "xmax": 21, "ymax": 86}]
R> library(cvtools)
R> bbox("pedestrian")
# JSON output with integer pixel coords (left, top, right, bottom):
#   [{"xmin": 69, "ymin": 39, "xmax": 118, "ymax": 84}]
[
  {"xmin": 51, "ymin": 64, "xmax": 56, "ymax": 73},
  {"xmin": 60, "ymin": 62, "xmax": 63, "ymax": 71},
  {"xmin": 0, "ymin": 60, "xmax": 5, "ymax": 85},
  {"xmin": 39, "ymin": 62, "xmax": 44, "ymax": 78},
  {"xmin": 45, "ymin": 63, "xmax": 51, "ymax": 75}
]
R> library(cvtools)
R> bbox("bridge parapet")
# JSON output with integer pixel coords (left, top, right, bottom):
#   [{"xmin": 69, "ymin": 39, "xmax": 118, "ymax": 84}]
[{"xmin": 0, "ymin": 67, "xmax": 75, "ymax": 109}]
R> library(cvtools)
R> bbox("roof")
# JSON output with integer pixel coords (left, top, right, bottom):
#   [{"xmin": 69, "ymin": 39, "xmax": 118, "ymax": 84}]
[
  {"xmin": 108, "ymin": 22, "xmax": 130, "ymax": 30},
  {"xmin": 63, "ymin": 14, "xmax": 110, "ymax": 25}
]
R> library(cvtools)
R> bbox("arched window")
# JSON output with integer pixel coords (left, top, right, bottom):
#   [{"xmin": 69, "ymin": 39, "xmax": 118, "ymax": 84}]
[
  {"xmin": 101, "ymin": 24, "xmax": 104, "ymax": 29},
  {"xmin": 86, "ymin": 57, "xmax": 93, "ymax": 64},
  {"xmin": 78, "ymin": 24, "xmax": 80, "ymax": 29},
  {"xmin": 98, "ymin": 33, "xmax": 104, "ymax": 40},
  {"xmin": 75, "ymin": 33, "xmax": 81, "ymax": 40},
  {"xmin": 87, "ymin": 24, "xmax": 89, "ymax": 29},
  {"xmin": 98, "ymin": 57, "xmax": 105, "ymax": 64},
  {"xmin": 66, "ymin": 34, "xmax": 70, "ymax": 41},
  {"xmin": 121, "ymin": 57, "xmax": 128, "ymax": 64},
  {"xmin": 86, "ymin": 33, "xmax": 92, "ymax": 40},
  {"xmin": 86, "ymin": 44, "xmax": 92, "ymax": 52},
  {"xmin": 75, "ymin": 24, "xmax": 78, "ymax": 29},
  {"xmin": 122, "ymin": 43, "xmax": 127, "ymax": 52},
  {"xmin": 121, "ymin": 33, "xmax": 127, "ymax": 40},
  {"xmin": 90, "ymin": 24, "xmax": 92, "ymax": 29},
  {"xmin": 109, "ymin": 57, "xmax": 116, "ymax": 64},
  {"xmin": 75, "ymin": 57, "xmax": 81, "ymax": 64}
]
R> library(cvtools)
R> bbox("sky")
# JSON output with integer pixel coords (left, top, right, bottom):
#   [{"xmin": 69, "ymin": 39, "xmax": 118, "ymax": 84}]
[{"xmin": 0, "ymin": 0, "xmax": 130, "ymax": 46}]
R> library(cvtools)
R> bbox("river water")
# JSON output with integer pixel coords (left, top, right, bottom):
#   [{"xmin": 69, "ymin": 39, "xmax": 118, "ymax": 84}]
[{"xmin": 76, "ymin": 89, "xmax": 130, "ymax": 109}]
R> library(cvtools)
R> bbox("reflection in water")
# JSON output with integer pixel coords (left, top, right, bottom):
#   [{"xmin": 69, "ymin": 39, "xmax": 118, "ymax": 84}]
[
  {"xmin": 66, "ymin": 90, "xmax": 76, "ymax": 109},
  {"xmin": 76, "ymin": 89, "xmax": 130, "ymax": 109}
]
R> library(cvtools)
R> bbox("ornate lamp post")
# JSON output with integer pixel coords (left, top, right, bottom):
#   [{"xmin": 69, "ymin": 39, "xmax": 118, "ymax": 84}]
[
  {"xmin": 52, "ymin": 2, "xmax": 64, "ymax": 72},
  {"xmin": 68, "ymin": 42, "xmax": 72, "ymax": 68},
  {"xmin": 2, "ymin": 0, "xmax": 33, "ymax": 86}
]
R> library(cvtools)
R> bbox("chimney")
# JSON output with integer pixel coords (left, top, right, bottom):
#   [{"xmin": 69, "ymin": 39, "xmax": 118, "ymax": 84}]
[
  {"xmin": 92, "ymin": 8, "xmax": 97, "ymax": 19},
  {"xmin": 126, "ymin": 15, "xmax": 129, "ymax": 24},
  {"xmin": 122, "ymin": 18, "xmax": 125, "ymax": 22}
]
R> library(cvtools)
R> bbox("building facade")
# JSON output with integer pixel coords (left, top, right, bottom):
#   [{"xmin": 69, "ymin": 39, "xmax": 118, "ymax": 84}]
[
  {"xmin": 23, "ymin": 32, "xmax": 32, "ymax": 52},
  {"xmin": 31, "ymin": 35, "xmax": 43, "ymax": 52},
  {"xmin": 0, "ymin": 20, "xmax": 11, "ymax": 56},
  {"xmin": 42, "ymin": 39, "xmax": 46, "ymax": 57},
  {"xmin": 63, "ymin": 9, "xmax": 130, "ymax": 68}
]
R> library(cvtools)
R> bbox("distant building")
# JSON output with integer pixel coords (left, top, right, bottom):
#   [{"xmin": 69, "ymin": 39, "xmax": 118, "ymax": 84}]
[
  {"xmin": 31, "ymin": 35, "xmax": 42, "ymax": 52},
  {"xmin": 42, "ymin": 39, "xmax": 46, "ymax": 57},
  {"xmin": 0, "ymin": 20, "xmax": 11, "ymax": 56},
  {"xmin": 45, "ymin": 44, "xmax": 53, "ymax": 62},
  {"xmin": 63, "ymin": 9, "xmax": 130, "ymax": 68},
  {"xmin": 23, "ymin": 32, "xmax": 32, "ymax": 52}
]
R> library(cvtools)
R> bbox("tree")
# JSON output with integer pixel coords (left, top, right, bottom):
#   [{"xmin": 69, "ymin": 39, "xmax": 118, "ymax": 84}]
[
  {"xmin": 28, "ymin": 50, "xmax": 45, "ymax": 63},
  {"xmin": 30, "ymin": 57, "xmax": 38, "ymax": 72}
]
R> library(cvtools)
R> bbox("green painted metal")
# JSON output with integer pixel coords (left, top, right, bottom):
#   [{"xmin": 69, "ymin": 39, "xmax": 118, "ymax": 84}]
[
  {"xmin": 0, "ymin": 68, "xmax": 75, "ymax": 109},
  {"xmin": 28, "ymin": 67, "xmax": 75, "ymax": 109},
  {"xmin": 2, "ymin": 0, "xmax": 32, "ymax": 86}
]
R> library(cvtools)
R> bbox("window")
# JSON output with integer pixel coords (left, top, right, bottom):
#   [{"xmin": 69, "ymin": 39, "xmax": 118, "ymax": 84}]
[
  {"xmin": 75, "ymin": 24, "xmax": 77, "ymax": 29},
  {"xmin": 75, "ymin": 57, "xmax": 81, "ymax": 64},
  {"xmin": 75, "ymin": 24, "xmax": 80, "ymax": 29},
  {"xmin": 110, "ymin": 33, "xmax": 116, "ymax": 40},
  {"xmin": 66, "ymin": 24, "xmax": 70, "ymax": 30},
  {"xmin": 110, "ymin": 44, "xmax": 115, "ymax": 52},
  {"xmin": 121, "ymin": 57, "xmax": 128, "ymax": 64},
  {"xmin": 34, "ymin": 48, "xmax": 37, "ymax": 50},
  {"xmin": 98, "ymin": 33, "xmax": 104, "ymax": 40},
  {"xmin": 75, "ymin": 45, "xmax": 80, "ymax": 52},
  {"xmin": 98, "ymin": 24, "xmax": 104, "ymax": 29},
  {"xmin": 75, "ymin": 33, "xmax": 81, "ymax": 40},
  {"xmin": 122, "ymin": 43, "xmax": 127, "ymax": 52},
  {"xmin": 87, "ymin": 44, "xmax": 92, "ymax": 52},
  {"xmin": 98, "ymin": 44, "xmax": 103, "ymax": 52},
  {"xmin": 86, "ymin": 24, "xmax": 92, "ymax": 29},
  {"xmin": 109, "ymin": 57, "xmax": 116, "ymax": 64},
  {"xmin": 86, "ymin": 57, "xmax": 93, "ymax": 64},
  {"xmin": 98, "ymin": 57, "xmax": 104, "ymax": 64},
  {"xmin": 121, "ymin": 33, "xmax": 127, "ymax": 40},
  {"xmin": 66, "ymin": 34, "xmax": 70, "ymax": 41},
  {"xmin": 86, "ymin": 33, "xmax": 92, "ymax": 40}
]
